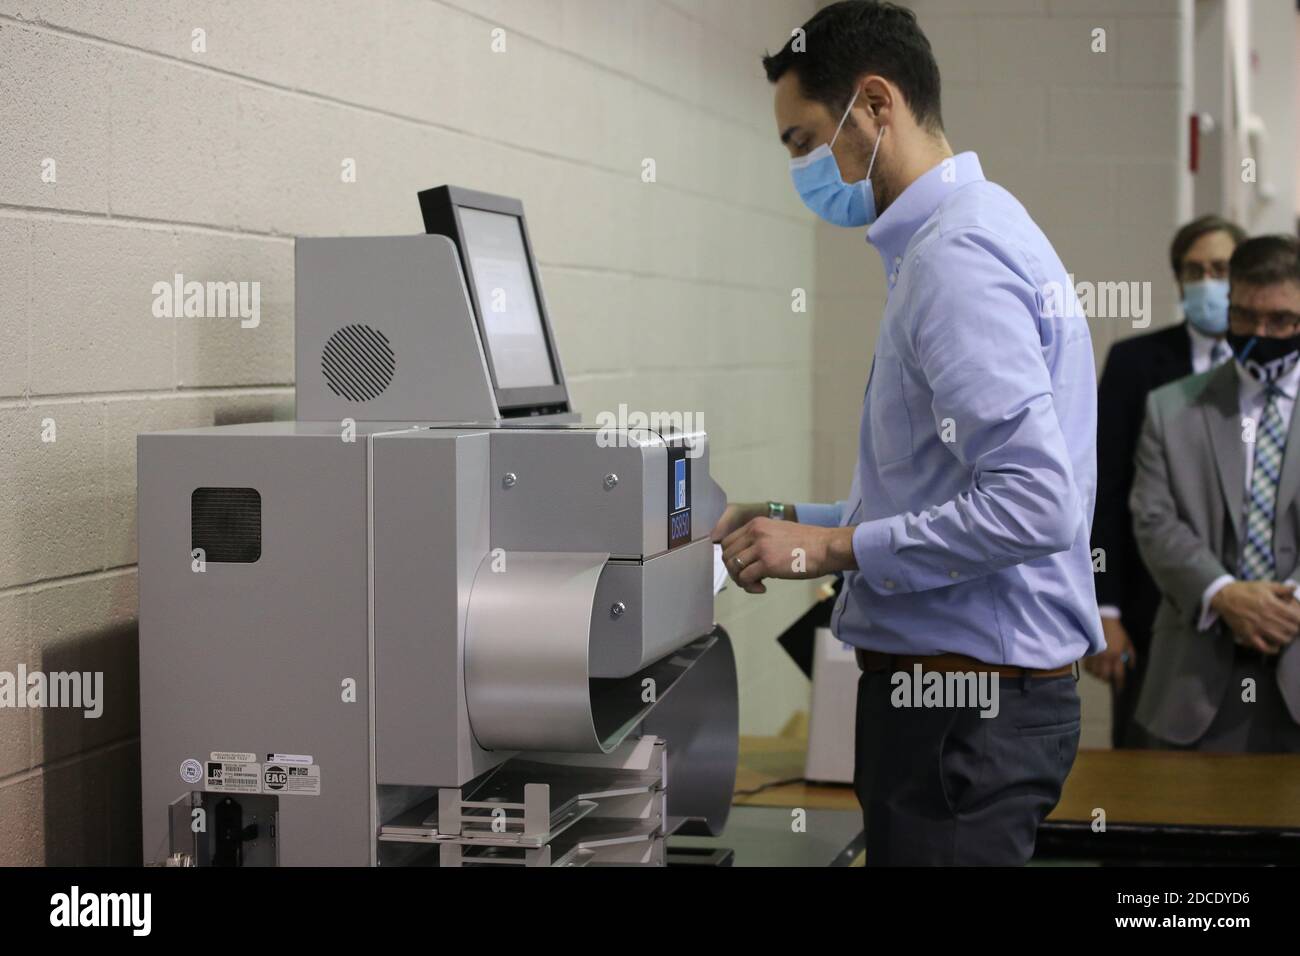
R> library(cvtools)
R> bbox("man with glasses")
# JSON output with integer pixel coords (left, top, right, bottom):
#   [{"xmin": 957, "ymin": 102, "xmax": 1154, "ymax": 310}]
[
  {"xmin": 1131, "ymin": 235, "xmax": 1300, "ymax": 752},
  {"xmin": 1090, "ymin": 216, "xmax": 1245, "ymax": 748}
]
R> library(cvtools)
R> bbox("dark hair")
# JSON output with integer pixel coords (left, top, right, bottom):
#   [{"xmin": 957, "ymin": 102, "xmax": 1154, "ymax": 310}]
[
  {"xmin": 1229, "ymin": 234, "xmax": 1300, "ymax": 288},
  {"xmin": 1168, "ymin": 214, "xmax": 1246, "ymax": 276},
  {"xmin": 762, "ymin": 1, "xmax": 943, "ymax": 132}
]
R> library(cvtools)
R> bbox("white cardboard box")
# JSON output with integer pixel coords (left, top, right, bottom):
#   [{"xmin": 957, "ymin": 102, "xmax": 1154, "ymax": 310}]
[{"xmin": 803, "ymin": 627, "xmax": 860, "ymax": 785}]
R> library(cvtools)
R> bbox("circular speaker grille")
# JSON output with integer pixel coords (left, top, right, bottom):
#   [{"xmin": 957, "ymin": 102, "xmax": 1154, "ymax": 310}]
[{"xmin": 321, "ymin": 324, "xmax": 395, "ymax": 402}]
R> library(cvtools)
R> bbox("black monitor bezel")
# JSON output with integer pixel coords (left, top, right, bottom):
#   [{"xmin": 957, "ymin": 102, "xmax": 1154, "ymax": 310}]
[{"xmin": 417, "ymin": 185, "xmax": 569, "ymax": 415}]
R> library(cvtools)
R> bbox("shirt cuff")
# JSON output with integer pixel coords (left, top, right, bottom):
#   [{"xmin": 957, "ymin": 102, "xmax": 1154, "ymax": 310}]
[
  {"xmin": 1198, "ymin": 575, "xmax": 1235, "ymax": 632},
  {"xmin": 1098, "ymin": 605, "xmax": 1121, "ymax": 620},
  {"xmin": 795, "ymin": 502, "xmax": 842, "ymax": 528},
  {"xmin": 851, "ymin": 517, "xmax": 911, "ymax": 594}
]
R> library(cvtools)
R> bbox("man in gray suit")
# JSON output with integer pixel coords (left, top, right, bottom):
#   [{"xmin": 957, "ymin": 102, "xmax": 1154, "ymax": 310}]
[{"xmin": 1132, "ymin": 235, "xmax": 1300, "ymax": 752}]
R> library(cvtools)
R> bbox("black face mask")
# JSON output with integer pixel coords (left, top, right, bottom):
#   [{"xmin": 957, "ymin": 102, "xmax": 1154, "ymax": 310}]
[{"xmin": 1225, "ymin": 331, "xmax": 1300, "ymax": 384}]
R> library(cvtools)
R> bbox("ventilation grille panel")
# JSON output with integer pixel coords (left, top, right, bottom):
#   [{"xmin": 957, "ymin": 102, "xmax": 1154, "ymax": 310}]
[
  {"xmin": 321, "ymin": 324, "xmax": 396, "ymax": 402},
  {"xmin": 191, "ymin": 487, "xmax": 262, "ymax": 564}
]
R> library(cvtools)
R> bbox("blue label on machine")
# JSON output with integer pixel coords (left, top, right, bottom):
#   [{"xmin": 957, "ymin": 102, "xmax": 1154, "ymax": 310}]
[{"xmin": 667, "ymin": 445, "xmax": 692, "ymax": 550}]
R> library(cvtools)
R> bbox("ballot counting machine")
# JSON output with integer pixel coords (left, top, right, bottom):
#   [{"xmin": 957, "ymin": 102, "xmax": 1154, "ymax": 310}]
[{"xmin": 137, "ymin": 186, "xmax": 739, "ymax": 867}]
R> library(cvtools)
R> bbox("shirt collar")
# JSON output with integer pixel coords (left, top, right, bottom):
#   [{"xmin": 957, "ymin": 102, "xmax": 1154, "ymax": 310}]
[
  {"xmin": 1186, "ymin": 321, "xmax": 1217, "ymax": 350},
  {"xmin": 1236, "ymin": 351, "xmax": 1300, "ymax": 402},
  {"xmin": 866, "ymin": 151, "xmax": 984, "ymax": 270},
  {"xmin": 1187, "ymin": 322, "xmax": 1230, "ymax": 363}
]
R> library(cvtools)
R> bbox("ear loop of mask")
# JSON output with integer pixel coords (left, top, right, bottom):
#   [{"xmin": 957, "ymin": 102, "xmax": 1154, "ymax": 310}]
[
  {"xmin": 829, "ymin": 87, "xmax": 860, "ymax": 149},
  {"xmin": 829, "ymin": 87, "xmax": 885, "ymax": 181}
]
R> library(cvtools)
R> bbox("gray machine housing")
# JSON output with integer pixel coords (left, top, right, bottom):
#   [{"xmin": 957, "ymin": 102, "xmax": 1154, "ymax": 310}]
[{"xmin": 138, "ymin": 202, "xmax": 737, "ymax": 867}]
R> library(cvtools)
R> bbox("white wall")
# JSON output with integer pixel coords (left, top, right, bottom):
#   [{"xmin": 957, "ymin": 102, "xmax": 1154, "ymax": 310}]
[
  {"xmin": 1241, "ymin": 0, "xmax": 1297, "ymax": 235},
  {"xmin": 0, "ymin": 0, "xmax": 820, "ymax": 864},
  {"xmin": 1193, "ymin": 0, "xmax": 1297, "ymax": 236},
  {"xmin": 813, "ymin": 0, "xmax": 1195, "ymax": 749}
]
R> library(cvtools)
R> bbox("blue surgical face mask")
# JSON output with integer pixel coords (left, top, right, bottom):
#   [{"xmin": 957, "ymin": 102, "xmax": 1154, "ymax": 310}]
[
  {"xmin": 1182, "ymin": 278, "xmax": 1230, "ymax": 335},
  {"xmin": 789, "ymin": 88, "xmax": 885, "ymax": 228}
]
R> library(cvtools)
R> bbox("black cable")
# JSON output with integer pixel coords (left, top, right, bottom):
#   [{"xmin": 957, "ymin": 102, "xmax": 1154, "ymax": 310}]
[{"xmin": 733, "ymin": 776, "xmax": 807, "ymax": 797}]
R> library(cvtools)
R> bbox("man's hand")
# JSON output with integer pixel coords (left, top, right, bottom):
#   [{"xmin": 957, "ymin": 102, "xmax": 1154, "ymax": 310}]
[
  {"xmin": 710, "ymin": 502, "xmax": 769, "ymax": 543},
  {"xmin": 1084, "ymin": 617, "xmax": 1136, "ymax": 689},
  {"xmin": 720, "ymin": 517, "xmax": 856, "ymax": 594},
  {"xmin": 1210, "ymin": 580, "xmax": 1300, "ymax": 654}
]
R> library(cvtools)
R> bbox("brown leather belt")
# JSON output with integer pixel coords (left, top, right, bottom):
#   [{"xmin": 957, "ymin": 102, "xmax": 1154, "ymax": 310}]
[{"xmin": 855, "ymin": 648, "xmax": 1075, "ymax": 679}]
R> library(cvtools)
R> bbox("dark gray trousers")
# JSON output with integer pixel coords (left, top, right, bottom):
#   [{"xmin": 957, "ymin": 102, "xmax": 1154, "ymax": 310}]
[{"xmin": 853, "ymin": 669, "xmax": 1081, "ymax": 866}]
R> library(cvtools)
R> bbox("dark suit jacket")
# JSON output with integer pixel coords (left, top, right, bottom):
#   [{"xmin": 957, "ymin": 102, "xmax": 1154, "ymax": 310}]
[{"xmin": 1092, "ymin": 322, "xmax": 1193, "ymax": 647}]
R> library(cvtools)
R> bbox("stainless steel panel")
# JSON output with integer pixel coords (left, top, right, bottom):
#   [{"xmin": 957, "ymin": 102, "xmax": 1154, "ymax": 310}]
[
  {"xmin": 294, "ymin": 236, "xmax": 499, "ymax": 424},
  {"xmin": 588, "ymin": 538, "xmax": 713, "ymax": 678},
  {"xmin": 489, "ymin": 429, "xmax": 666, "ymax": 557},
  {"xmin": 371, "ymin": 429, "xmax": 506, "ymax": 787},
  {"xmin": 137, "ymin": 427, "xmax": 374, "ymax": 866}
]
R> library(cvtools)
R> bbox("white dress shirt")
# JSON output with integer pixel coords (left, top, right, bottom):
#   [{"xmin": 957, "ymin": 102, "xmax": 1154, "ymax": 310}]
[{"xmin": 1188, "ymin": 323, "xmax": 1231, "ymax": 375}]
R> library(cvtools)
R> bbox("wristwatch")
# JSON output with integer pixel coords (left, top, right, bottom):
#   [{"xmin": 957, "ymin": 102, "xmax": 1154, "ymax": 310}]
[{"xmin": 767, "ymin": 501, "xmax": 786, "ymax": 521}]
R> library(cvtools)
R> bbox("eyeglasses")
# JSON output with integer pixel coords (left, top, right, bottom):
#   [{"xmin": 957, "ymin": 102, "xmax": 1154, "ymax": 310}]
[
  {"xmin": 1180, "ymin": 260, "xmax": 1231, "ymax": 282},
  {"xmin": 1227, "ymin": 305, "xmax": 1300, "ymax": 337}
]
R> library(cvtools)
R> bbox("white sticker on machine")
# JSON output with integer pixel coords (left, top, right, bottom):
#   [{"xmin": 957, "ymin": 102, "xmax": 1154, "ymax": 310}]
[
  {"xmin": 265, "ymin": 752, "xmax": 313, "ymax": 766},
  {"xmin": 262, "ymin": 763, "xmax": 321, "ymax": 797},
  {"xmin": 210, "ymin": 751, "xmax": 256, "ymax": 763},
  {"xmin": 205, "ymin": 760, "xmax": 262, "ymax": 794}
]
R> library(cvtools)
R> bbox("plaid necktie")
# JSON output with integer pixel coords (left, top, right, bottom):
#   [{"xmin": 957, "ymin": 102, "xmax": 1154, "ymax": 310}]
[{"xmin": 1240, "ymin": 385, "xmax": 1287, "ymax": 581}]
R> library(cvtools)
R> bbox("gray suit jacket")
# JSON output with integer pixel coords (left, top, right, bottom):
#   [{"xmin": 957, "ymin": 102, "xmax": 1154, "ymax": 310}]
[{"xmin": 1130, "ymin": 361, "xmax": 1300, "ymax": 745}]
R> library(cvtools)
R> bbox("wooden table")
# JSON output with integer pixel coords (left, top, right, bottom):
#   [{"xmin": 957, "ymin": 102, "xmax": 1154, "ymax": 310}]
[
  {"xmin": 733, "ymin": 736, "xmax": 1300, "ymax": 863},
  {"xmin": 1040, "ymin": 749, "xmax": 1300, "ymax": 862}
]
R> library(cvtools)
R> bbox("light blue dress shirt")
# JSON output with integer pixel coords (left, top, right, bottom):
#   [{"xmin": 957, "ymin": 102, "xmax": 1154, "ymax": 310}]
[{"xmin": 799, "ymin": 152, "xmax": 1104, "ymax": 669}]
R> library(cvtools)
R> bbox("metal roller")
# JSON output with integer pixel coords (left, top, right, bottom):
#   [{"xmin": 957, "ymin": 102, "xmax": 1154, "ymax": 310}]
[{"xmin": 465, "ymin": 551, "xmax": 718, "ymax": 754}]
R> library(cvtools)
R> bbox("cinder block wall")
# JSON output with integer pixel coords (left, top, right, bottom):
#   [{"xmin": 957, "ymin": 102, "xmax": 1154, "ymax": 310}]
[
  {"xmin": 0, "ymin": 0, "xmax": 820, "ymax": 865},
  {"xmin": 812, "ymin": 0, "xmax": 1194, "ymax": 748}
]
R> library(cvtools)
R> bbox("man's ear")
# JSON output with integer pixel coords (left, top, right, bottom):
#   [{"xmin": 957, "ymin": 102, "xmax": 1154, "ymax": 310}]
[{"xmin": 860, "ymin": 75, "xmax": 894, "ymax": 123}]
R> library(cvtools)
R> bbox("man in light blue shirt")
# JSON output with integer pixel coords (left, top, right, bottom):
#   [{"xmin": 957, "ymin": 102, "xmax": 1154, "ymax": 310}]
[{"xmin": 715, "ymin": 1, "xmax": 1104, "ymax": 864}]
